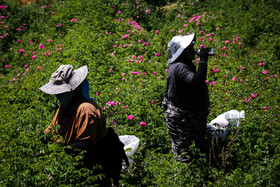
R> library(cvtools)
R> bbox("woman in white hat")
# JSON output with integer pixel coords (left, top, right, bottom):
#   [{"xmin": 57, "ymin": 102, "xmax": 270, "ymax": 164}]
[
  {"xmin": 40, "ymin": 65, "xmax": 128, "ymax": 185},
  {"xmin": 162, "ymin": 33, "xmax": 212, "ymax": 163}
]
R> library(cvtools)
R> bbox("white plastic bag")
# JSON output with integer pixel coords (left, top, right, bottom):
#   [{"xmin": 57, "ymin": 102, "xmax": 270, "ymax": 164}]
[
  {"xmin": 119, "ymin": 135, "xmax": 140, "ymax": 171},
  {"xmin": 119, "ymin": 135, "xmax": 140, "ymax": 157},
  {"xmin": 207, "ymin": 110, "xmax": 245, "ymax": 138}
]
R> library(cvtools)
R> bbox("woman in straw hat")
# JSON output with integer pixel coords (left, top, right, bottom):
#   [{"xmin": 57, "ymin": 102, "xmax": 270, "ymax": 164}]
[
  {"xmin": 162, "ymin": 33, "xmax": 212, "ymax": 163},
  {"xmin": 40, "ymin": 65, "xmax": 128, "ymax": 186}
]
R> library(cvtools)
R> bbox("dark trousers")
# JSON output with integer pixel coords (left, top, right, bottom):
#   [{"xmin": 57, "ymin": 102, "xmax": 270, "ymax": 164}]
[
  {"xmin": 65, "ymin": 127, "xmax": 129, "ymax": 186},
  {"xmin": 163, "ymin": 97, "xmax": 209, "ymax": 162}
]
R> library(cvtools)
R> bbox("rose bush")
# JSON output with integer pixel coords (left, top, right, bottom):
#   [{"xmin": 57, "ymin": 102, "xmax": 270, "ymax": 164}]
[{"xmin": 0, "ymin": 0, "xmax": 279, "ymax": 186}]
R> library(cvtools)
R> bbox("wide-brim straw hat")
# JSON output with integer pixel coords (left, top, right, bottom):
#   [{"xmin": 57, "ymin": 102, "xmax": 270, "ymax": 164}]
[
  {"xmin": 167, "ymin": 33, "xmax": 196, "ymax": 64},
  {"xmin": 39, "ymin": 65, "xmax": 88, "ymax": 95}
]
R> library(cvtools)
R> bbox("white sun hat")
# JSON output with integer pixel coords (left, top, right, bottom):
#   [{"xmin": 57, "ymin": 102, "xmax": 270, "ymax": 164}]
[
  {"xmin": 167, "ymin": 33, "xmax": 196, "ymax": 65},
  {"xmin": 39, "ymin": 65, "xmax": 88, "ymax": 95}
]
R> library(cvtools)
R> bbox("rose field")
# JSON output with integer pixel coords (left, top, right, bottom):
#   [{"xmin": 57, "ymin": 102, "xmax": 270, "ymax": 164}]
[{"xmin": 0, "ymin": 0, "xmax": 279, "ymax": 186}]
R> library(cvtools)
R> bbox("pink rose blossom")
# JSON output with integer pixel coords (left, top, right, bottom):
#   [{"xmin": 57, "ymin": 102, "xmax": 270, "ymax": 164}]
[
  {"xmin": 258, "ymin": 62, "xmax": 263, "ymax": 66},
  {"xmin": 17, "ymin": 28, "xmax": 21, "ymax": 31},
  {"xmin": 19, "ymin": 49, "xmax": 24, "ymax": 53},
  {"xmin": 146, "ymin": 9, "xmax": 151, "ymax": 13},
  {"xmin": 222, "ymin": 46, "xmax": 227, "ymax": 50},
  {"xmin": 17, "ymin": 40, "xmax": 21, "ymax": 43},
  {"xmin": 39, "ymin": 44, "xmax": 43, "ymax": 49},
  {"xmin": 251, "ymin": 93, "xmax": 257, "ymax": 98},
  {"xmin": 155, "ymin": 53, "xmax": 160, "ymax": 56},
  {"xmin": 127, "ymin": 115, "xmax": 134, "ymax": 120},
  {"xmin": 209, "ymin": 37, "xmax": 213, "ymax": 41},
  {"xmin": 48, "ymin": 39, "xmax": 52, "ymax": 42},
  {"xmin": 225, "ymin": 40, "xmax": 229, "ymax": 44},
  {"xmin": 140, "ymin": 122, "xmax": 147, "ymax": 126},
  {"xmin": 210, "ymin": 81, "xmax": 215, "ymax": 86},
  {"xmin": 205, "ymin": 80, "xmax": 209, "ymax": 83},
  {"xmin": 31, "ymin": 55, "xmax": 37, "ymax": 60},
  {"xmin": 155, "ymin": 30, "xmax": 159, "ymax": 34},
  {"xmin": 5, "ymin": 65, "xmax": 9, "ymax": 68},
  {"xmin": 262, "ymin": 70, "xmax": 268, "ymax": 74},
  {"xmin": 232, "ymin": 76, "xmax": 238, "ymax": 81},
  {"xmin": 1, "ymin": 16, "xmax": 5, "ymax": 19},
  {"xmin": 200, "ymin": 44, "xmax": 204, "ymax": 48},
  {"xmin": 37, "ymin": 66, "xmax": 41, "ymax": 71},
  {"xmin": 152, "ymin": 71, "xmax": 157, "ymax": 74}
]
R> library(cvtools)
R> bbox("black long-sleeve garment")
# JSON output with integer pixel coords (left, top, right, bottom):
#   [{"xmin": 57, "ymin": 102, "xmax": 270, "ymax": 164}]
[{"xmin": 165, "ymin": 61, "xmax": 210, "ymax": 112}]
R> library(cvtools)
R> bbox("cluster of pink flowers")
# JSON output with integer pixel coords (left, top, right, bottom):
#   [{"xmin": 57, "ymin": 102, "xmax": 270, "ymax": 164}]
[
  {"xmin": 122, "ymin": 34, "xmax": 129, "ymax": 39},
  {"xmin": 106, "ymin": 101, "xmax": 117, "ymax": 107},
  {"xmin": 131, "ymin": 71, "xmax": 139, "ymax": 75},
  {"xmin": 232, "ymin": 76, "xmax": 238, "ymax": 81},
  {"xmin": 263, "ymin": 106, "xmax": 269, "ymax": 110}
]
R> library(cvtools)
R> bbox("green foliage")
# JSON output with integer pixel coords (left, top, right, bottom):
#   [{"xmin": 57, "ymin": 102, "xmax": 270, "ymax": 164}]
[{"xmin": 0, "ymin": 0, "xmax": 279, "ymax": 186}]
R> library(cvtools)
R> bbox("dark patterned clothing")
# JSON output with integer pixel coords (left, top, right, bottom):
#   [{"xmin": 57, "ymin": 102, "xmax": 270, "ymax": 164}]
[
  {"xmin": 163, "ymin": 60, "xmax": 210, "ymax": 162},
  {"xmin": 163, "ymin": 98, "xmax": 209, "ymax": 162}
]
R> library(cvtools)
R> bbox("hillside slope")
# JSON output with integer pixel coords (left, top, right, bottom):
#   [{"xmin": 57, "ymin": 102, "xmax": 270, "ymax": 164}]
[{"xmin": 0, "ymin": 0, "xmax": 279, "ymax": 186}]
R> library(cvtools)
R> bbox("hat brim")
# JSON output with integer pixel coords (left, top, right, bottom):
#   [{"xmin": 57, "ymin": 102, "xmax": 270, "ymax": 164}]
[
  {"xmin": 39, "ymin": 65, "xmax": 88, "ymax": 95},
  {"xmin": 168, "ymin": 33, "xmax": 195, "ymax": 64}
]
